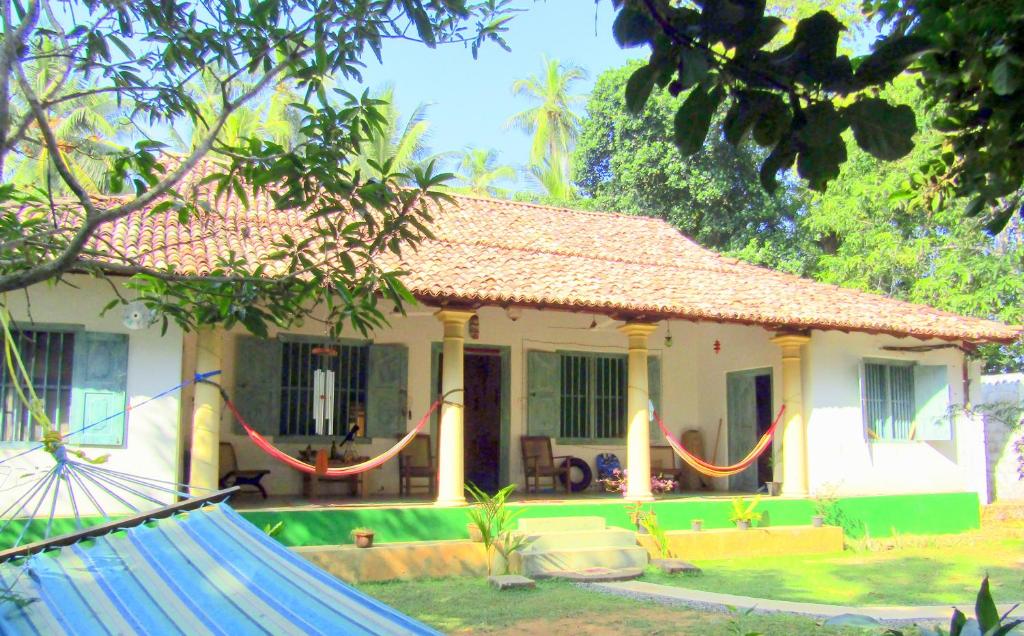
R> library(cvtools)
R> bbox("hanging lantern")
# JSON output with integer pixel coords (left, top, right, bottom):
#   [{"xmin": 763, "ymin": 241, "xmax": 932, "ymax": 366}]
[
  {"xmin": 713, "ymin": 339, "xmax": 721, "ymax": 354},
  {"xmin": 468, "ymin": 314, "xmax": 480, "ymax": 340},
  {"xmin": 664, "ymin": 323, "xmax": 673, "ymax": 348}
]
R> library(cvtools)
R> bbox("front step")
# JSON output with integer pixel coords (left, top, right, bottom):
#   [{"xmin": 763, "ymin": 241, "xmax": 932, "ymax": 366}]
[
  {"xmin": 520, "ymin": 528, "xmax": 638, "ymax": 551},
  {"xmin": 520, "ymin": 545, "xmax": 649, "ymax": 578},
  {"xmin": 517, "ymin": 516, "xmax": 607, "ymax": 533}
]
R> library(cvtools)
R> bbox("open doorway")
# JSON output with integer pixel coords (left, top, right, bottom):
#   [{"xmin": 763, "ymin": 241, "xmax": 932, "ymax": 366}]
[
  {"xmin": 726, "ymin": 368, "xmax": 774, "ymax": 492},
  {"xmin": 432, "ymin": 345, "xmax": 509, "ymax": 493}
]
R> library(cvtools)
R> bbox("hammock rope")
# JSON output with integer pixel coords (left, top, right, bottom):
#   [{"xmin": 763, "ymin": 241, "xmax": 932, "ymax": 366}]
[
  {"xmin": 650, "ymin": 400, "xmax": 785, "ymax": 478},
  {"xmin": 206, "ymin": 380, "xmax": 449, "ymax": 477}
]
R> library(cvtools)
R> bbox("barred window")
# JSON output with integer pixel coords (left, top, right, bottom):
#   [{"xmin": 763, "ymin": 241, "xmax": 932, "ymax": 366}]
[
  {"xmin": 559, "ymin": 353, "xmax": 626, "ymax": 440},
  {"xmin": 0, "ymin": 330, "xmax": 75, "ymax": 442},
  {"xmin": 864, "ymin": 362, "xmax": 915, "ymax": 440},
  {"xmin": 279, "ymin": 341, "xmax": 367, "ymax": 438}
]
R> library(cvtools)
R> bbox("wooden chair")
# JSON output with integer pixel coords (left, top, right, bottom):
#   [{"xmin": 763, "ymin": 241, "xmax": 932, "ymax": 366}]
[
  {"xmin": 218, "ymin": 442, "xmax": 270, "ymax": 498},
  {"xmin": 398, "ymin": 434, "xmax": 435, "ymax": 497},
  {"xmin": 650, "ymin": 445, "xmax": 686, "ymax": 492},
  {"xmin": 520, "ymin": 436, "xmax": 571, "ymax": 494}
]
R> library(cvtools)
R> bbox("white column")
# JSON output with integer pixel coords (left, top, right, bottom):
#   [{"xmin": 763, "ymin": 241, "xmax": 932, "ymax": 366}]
[
  {"xmin": 771, "ymin": 332, "xmax": 811, "ymax": 496},
  {"xmin": 620, "ymin": 322, "xmax": 658, "ymax": 502},
  {"xmin": 189, "ymin": 328, "xmax": 223, "ymax": 493},
  {"xmin": 435, "ymin": 309, "xmax": 475, "ymax": 507}
]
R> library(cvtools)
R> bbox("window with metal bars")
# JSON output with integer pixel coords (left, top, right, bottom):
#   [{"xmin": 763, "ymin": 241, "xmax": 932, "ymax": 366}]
[
  {"xmin": 279, "ymin": 341, "xmax": 368, "ymax": 438},
  {"xmin": 0, "ymin": 330, "xmax": 75, "ymax": 443},
  {"xmin": 559, "ymin": 352, "xmax": 626, "ymax": 440},
  {"xmin": 864, "ymin": 361, "xmax": 915, "ymax": 440}
]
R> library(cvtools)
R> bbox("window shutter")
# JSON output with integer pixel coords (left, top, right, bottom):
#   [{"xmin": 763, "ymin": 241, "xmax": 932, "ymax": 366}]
[
  {"xmin": 647, "ymin": 355, "xmax": 662, "ymax": 441},
  {"xmin": 914, "ymin": 365, "xmax": 951, "ymax": 440},
  {"xmin": 527, "ymin": 350, "xmax": 559, "ymax": 437},
  {"xmin": 367, "ymin": 344, "xmax": 408, "ymax": 438},
  {"xmin": 234, "ymin": 336, "xmax": 282, "ymax": 436},
  {"xmin": 70, "ymin": 332, "xmax": 129, "ymax": 447}
]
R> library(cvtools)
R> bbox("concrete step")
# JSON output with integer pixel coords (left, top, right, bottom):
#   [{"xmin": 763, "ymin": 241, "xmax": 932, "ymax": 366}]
[
  {"xmin": 519, "ymin": 528, "xmax": 638, "ymax": 551},
  {"xmin": 520, "ymin": 545, "xmax": 649, "ymax": 577},
  {"xmin": 517, "ymin": 516, "xmax": 607, "ymax": 533}
]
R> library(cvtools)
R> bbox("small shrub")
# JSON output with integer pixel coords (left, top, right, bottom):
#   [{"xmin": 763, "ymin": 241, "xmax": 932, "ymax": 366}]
[{"xmin": 729, "ymin": 496, "xmax": 763, "ymax": 526}]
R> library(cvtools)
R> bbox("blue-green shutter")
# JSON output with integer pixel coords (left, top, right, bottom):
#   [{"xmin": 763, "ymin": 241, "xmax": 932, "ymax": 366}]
[
  {"xmin": 367, "ymin": 344, "xmax": 408, "ymax": 438},
  {"xmin": 527, "ymin": 351, "xmax": 559, "ymax": 437},
  {"xmin": 647, "ymin": 355, "xmax": 662, "ymax": 441},
  {"xmin": 726, "ymin": 371, "xmax": 758, "ymax": 492},
  {"xmin": 70, "ymin": 332, "xmax": 129, "ymax": 447},
  {"xmin": 234, "ymin": 336, "xmax": 282, "ymax": 435},
  {"xmin": 914, "ymin": 365, "xmax": 951, "ymax": 440}
]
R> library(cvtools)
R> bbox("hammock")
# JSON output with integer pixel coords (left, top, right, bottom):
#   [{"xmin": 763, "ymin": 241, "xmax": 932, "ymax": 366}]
[
  {"xmin": 651, "ymin": 401, "xmax": 785, "ymax": 478},
  {"xmin": 214, "ymin": 382, "xmax": 444, "ymax": 477}
]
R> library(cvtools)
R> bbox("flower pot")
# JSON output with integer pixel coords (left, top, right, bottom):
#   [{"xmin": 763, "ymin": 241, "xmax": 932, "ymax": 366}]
[
  {"xmin": 766, "ymin": 481, "xmax": 782, "ymax": 497},
  {"xmin": 467, "ymin": 523, "xmax": 483, "ymax": 542},
  {"xmin": 735, "ymin": 520, "xmax": 750, "ymax": 531},
  {"xmin": 690, "ymin": 520, "xmax": 703, "ymax": 532},
  {"xmin": 353, "ymin": 532, "xmax": 374, "ymax": 548},
  {"xmin": 812, "ymin": 515, "xmax": 825, "ymax": 528}
]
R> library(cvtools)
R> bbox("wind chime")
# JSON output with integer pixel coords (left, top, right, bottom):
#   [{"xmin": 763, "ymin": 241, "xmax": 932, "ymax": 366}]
[{"xmin": 311, "ymin": 345, "xmax": 339, "ymax": 437}]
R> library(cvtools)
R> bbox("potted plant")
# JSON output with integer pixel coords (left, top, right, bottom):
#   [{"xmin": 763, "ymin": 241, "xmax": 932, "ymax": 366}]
[
  {"xmin": 466, "ymin": 483, "xmax": 528, "ymax": 576},
  {"xmin": 351, "ymin": 527, "xmax": 375, "ymax": 548},
  {"xmin": 765, "ymin": 451, "xmax": 782, "ymax": 496},
  {"xmin": 690, "ymin": 518, "xmax": 703, "ymax": 532},
  {"xmin": 729, "ymin": 496, "xmax": 763, "ymax": 530},
  {"xmin": 812, "ymin": 489, "xmax": 837, "ymax": 527}
]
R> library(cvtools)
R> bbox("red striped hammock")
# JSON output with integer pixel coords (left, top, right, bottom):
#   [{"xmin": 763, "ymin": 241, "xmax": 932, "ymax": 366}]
[
  {"xmin": 223, "ymin": 394, "xmax": 442, "ymax": 477},
  {"xmin": 651, "ymin": 401, "xmax": 785, "ymax": 478}
]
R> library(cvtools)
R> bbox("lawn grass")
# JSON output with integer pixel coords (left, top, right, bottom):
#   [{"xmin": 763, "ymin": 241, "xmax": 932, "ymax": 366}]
[
  {"xmin": 643, "ymin": 523, "xmax": 1024, "ymax": 606},
  {"xmin": 358, "ymin": 577, "xmax": 870, "ymax": 635}
]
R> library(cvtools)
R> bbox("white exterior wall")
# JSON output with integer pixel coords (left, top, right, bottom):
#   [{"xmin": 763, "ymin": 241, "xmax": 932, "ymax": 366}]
[
  {"xmin": 0, "ymin": 277, "xmax": 184, "ymax": 517},
  {"xmin": 804, "ymin": 331, "xmax": 986, "ymax": 498},
  {"xmin": 980, "ymin": 374, "xmax": 1024, "ymax": 502},
  {"xmin": 214, "ymin": 308, "xmax": 989, "ymax": 499}
]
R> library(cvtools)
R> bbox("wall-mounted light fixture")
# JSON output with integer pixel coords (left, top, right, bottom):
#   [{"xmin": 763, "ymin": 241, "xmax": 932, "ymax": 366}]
[{"xmin": 505, "ymin": 306, "xmax": 523, "ymax": 322}]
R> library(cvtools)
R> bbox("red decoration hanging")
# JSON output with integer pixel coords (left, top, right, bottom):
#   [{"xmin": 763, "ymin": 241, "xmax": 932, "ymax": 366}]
[{"xmin": 713, "ymin": 339, "xmax": 721, "ymax": 354}]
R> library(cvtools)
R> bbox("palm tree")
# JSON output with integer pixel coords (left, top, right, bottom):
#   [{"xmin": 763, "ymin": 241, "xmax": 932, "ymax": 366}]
[
  {"xmin": 349, "ymin": 86, "xmax": 442, "ymax": 181},
  {"xmin": 506, "ymin": 56, "xmax": 587, "ymax": 169},
  {"xmin": 452, "ymin": 148, "xmax": 516, "ymax": 197},
  {"xmin": 528, "ymin": 159, "xmax": 576, "ymax": 202},
  {"xmin": 8, "ymin": 40, "xmax": 129, "ymax": 193}
]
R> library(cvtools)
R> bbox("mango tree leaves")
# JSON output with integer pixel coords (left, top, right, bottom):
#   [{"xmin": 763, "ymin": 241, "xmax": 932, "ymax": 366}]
[
  {"xmin": 607, "ymin": 0, "xmax": 944, "ymax": 202},
  {"xmin": 673, "ymin": 83, "xmax": 725, "ymax": 156},
  {"xmin": 846, "ymin": 98, "xmax": 917, "ymax": 161}
]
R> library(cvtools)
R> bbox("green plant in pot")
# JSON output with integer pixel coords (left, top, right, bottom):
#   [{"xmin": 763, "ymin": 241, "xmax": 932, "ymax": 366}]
[
  {"xmin": 765, "ymin": 452, "xmax": 782, "ymax": 496},
  {"xmin": 690, "ymin": 518, "xmax": 703, "ymax": 532},
  {"xmin": 729, "ymin": 496, "xmax": 762, "ymax": 530},
  {"xmin": 351, "ymin": 527, "xmax": 374, "ymax": 548},
  {"xmin": 466, "ymin": 482, "xmax": 528, "ymax": 576}
]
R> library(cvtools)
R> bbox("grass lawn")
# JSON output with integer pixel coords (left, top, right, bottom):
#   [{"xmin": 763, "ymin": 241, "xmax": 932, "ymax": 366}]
[
  {"xmin": 359, "ymin": 577, "xmax": 870, "ymax": 635},
  {"xmin": 643, "ymin": 522, "xmax": 1024, "ymax": 606}
]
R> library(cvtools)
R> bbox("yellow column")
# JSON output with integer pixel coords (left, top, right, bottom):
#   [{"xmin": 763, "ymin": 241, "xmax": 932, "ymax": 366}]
[
  {"xmin": 619, "ymin": 322, "xmax": 658, "ymax": 502},
  {"xmin": 435, "ymin": 309, "xmax": 475, "ymax": 507},
  {"xmin": 189, "ymin": 328, "xmax": 223, "ymax": 493},
  {"xmin": 770, "ymin": 332, "xmax": 812, "ymax": 497}
]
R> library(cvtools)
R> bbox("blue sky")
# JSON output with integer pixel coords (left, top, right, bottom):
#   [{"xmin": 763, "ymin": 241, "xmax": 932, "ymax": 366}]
[{"xmin": 360, "ymin": 1, "xmax": 641, "ymax": 175}]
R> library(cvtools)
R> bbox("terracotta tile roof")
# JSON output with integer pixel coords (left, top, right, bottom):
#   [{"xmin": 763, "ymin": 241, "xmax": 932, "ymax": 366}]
[{"xmin": 26, "ymin": 165, "xmax": 1022, "ymax": 344}]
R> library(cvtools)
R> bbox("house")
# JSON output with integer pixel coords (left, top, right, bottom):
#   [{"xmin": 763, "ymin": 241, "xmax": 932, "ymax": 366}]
[{"xmin": 0, "ymin": 165, "xmax": 1019, "ymax": 526}]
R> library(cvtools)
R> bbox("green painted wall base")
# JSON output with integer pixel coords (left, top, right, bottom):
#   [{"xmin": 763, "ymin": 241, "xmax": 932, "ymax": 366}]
[
  {"xmin": 0, "ymin": 492, "xmax": 980, "ymax": 551},
  {"xmin": 238, "ymin": 491, "xmax": 981, "ymax": 547}
]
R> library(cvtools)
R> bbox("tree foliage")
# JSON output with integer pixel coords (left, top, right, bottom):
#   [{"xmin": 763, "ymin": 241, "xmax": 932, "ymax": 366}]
[
  {"xmin": 0, "ymin": 0, "xmax": 515, "ymax": 336},
  {"xmin": 607, "ymin": 0, "xmax": 1024, "ymax": 233},
  {"xmin": 573, "ymin": 61, "xmax": 804, "ymax": 259}
]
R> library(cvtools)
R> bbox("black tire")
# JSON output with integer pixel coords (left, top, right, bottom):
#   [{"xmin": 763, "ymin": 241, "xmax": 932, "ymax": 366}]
[{"xmin": 559, "ymin": 457, "xmax": 593, "ymax": 493}]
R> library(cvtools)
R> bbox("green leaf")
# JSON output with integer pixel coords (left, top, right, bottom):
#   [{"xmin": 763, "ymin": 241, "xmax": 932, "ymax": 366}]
[
  {"xmin": 759, "ymin": 139, "xmax": 796, "ymax": 193},
  {"xmin": 625, "ymin": 64, "xmax": 657, "ymax": 114},
  {"xmin": 673, "ymin": 84, "xmax": 724, "ymax": 156},
  {"xmin": 991, "ymin": 58, "xmax": 1022, "ymax": 96},
  {"xmin": 797, "ymin": 134, "xmax": 846, "ymax": 191},
  {"xmin": 845, "ymin": 98, "xmax": 917, "ymax": 161},
  {"xmin": 797, "ymin": 102, "xmax": 848, "ymax": 148},
  {"xmin": 679, "ymin": 48, "xmax": 709, "ymax": 89},
  {"xmin": 853, "ymin": 35, "xmax": 935, "ymax": 89},
  {"xmin": 613, "ymin": 5, "xmax": 657, "ymax": 49},
  {"xmin": 975, "ymin": 577, "xmax": 999, "ymax": 632},
  {"xmin": 752, "ymin": 97, "xmax": 789, "ymax": 147}
]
